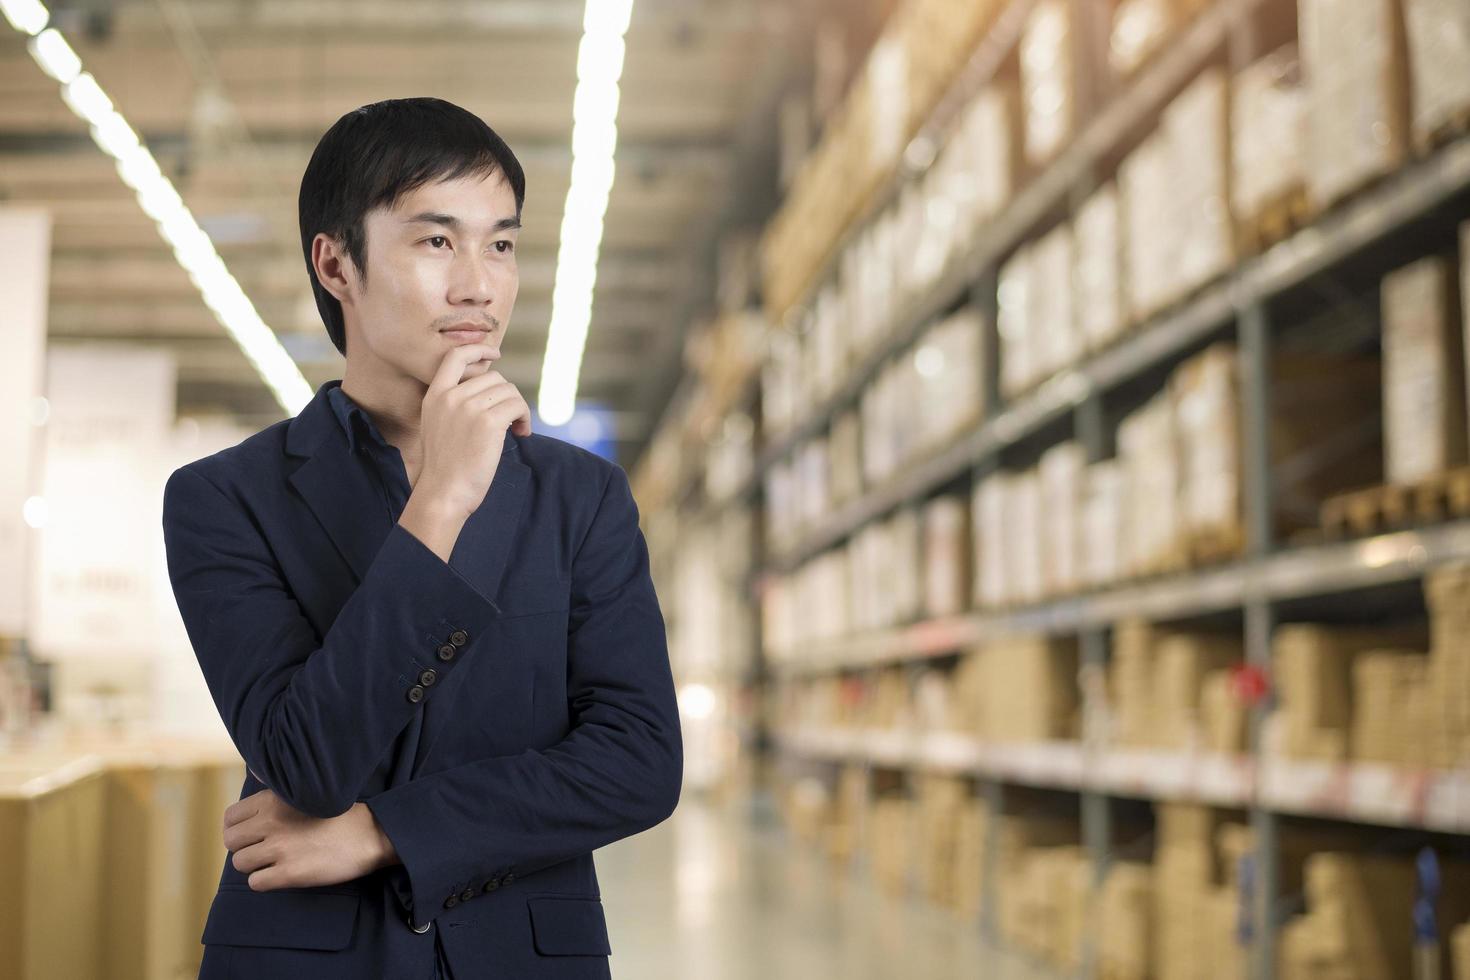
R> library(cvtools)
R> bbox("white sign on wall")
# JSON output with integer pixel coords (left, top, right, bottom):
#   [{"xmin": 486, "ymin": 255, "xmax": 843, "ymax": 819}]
[
  {"xmin": 0, "ymin": 208, "xmax": 52, "ymax": 638},
  {"xmin": 30, "ymin": 344, "xmax": 178, "ymax": 662}
]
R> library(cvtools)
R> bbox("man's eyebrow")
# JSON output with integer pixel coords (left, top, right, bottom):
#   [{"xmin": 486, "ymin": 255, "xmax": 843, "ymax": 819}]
[{"xmin": 403, "ymin": 212, "xmax": 522, "ymax": 232}]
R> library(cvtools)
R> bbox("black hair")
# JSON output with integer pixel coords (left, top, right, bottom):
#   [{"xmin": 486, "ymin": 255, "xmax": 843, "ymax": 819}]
[{"xmin": 298, "ymin": 97, "xmax": 526, "ymax": 356}]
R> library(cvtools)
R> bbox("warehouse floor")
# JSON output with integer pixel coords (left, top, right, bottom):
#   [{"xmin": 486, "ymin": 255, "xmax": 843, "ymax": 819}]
[{"xmin": 596, "ymin": 794, "xmax": 1037, "ymax": 980}]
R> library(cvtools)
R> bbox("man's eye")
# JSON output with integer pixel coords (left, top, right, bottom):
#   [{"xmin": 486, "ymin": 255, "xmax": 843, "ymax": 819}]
[
  {"xmin": 426, "ymin": 236, "xmax": 448, "ymax": 249},
  {"xmin": 494, "ymin": 241, "xmax": 514, "ymax": 254}
]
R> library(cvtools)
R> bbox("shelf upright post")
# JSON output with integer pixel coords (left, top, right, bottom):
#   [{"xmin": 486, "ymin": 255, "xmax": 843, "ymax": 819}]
[
  {"xmin": 1076, "ymin": 386, "xmax": 1110, "ymax": 980},
  {"xmin": 1238, "ymin": 298, "xmax": 1279, "ymax": 980},
  {"xmin": 971, "ymin": 270, "xmax": 1003, "ymax": 421}
]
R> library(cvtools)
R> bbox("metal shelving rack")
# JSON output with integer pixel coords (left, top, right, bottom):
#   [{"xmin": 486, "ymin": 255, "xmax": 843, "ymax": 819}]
[{"xmin": 708, "ymin": 0, "xmax": 1470, "ymax": 975}]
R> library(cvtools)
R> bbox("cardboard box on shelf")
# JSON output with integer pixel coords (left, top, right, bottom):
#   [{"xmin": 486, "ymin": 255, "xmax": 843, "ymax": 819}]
[
  {"xmin": 1298, "ymin": 0, "xmax": 1411, "ymax": 209},
  {"xmin": 979, "ymin": 634, "xmax": 1080, "ymax": 742},
  {"xmin": 1075, "ymin": 182, "xmax": 1128, "ymax": 352},
  {"xmin": 1381, "ymin": 255, "xmax": 1467, "ymax": 485},
  {"xmin": 1403, "ymin": 0, "xmax": 1470, "ymax": 152},
  {"xmin": 922, "ymin": 493, "xmax": 972, "ymax": 619},
  {"xmin": 1082, "ymin": 459, "xmax": 1126, "ymax": 587},
  {"xmin": 1426, "ymin": 563, "xmax": 1470, "ymax": 768},
  {"xmin": 1154, "ymin": 633, "xmax": 1242, "ymax": 750},
  {"xmin": 1119, "ymin": 389, "xmax": 1184, "ymax": 576},
  {"xmin": 1019, "ymin": 0, "xmax": 1074, "ymax": 167},
  {"xmin": 1202, "ymin": 668, "xmax": 1249, "ymax": 754},
  {"xmin": 1350, "ymin": 649, "xmax": 1431, "ymax": 765},
  {"xmin": 1097, "ymin": 861, "xmax": 1154, "ymax": 980},
  {"xmin": 1109, "ymin": 0, "xmax": 1175, "ymax": 77},
  {"xmin": 1168, "ymin": 67, "xmax": 1235, "ymax": 298},
  {"xmin": 1454, "ymin": 920, "xmax": 1470, "ymax": 980},
  {"xmin": 1030, "ymin": 222, "xmax": 1081, "ymax": 384},
  {"xmin": 998, "ymin": 244, "xmax": 1035, "ymax": 401},
  {"xmin": 1171, "ymin": 343, "xmax": 1243, "ymax": 560},
  {"xmin": 869, "ymin": 793, "xmax": 915, "ymax": 897},
  {"xmin": 1232, "ymin": 44, "xmax": 1309, "ymax": 232},
  {"xmin": 1040, "ymin": 442, "xmax": 1086, "ymax": 597},
  {"xmin": 1273, "ymin": 623, "xmax": 1428, "ymax": 761}
]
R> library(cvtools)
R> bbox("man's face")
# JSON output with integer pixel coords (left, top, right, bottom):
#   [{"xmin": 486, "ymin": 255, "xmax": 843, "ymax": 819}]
[{"xmin": 341, "ymin": 170, "xmax": 520, "ymax": 386}]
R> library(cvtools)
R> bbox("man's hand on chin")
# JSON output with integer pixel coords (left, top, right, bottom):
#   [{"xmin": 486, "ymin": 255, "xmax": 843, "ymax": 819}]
[{"xmin": 222, "ymin": 787, "xmax": 400, "ymax": 892}]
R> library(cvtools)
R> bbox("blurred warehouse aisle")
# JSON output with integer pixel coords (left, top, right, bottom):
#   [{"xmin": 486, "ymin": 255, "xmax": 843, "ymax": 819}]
[{"xmin": 597, "ymin": 794, "xmax": 1003, "ymax": 980}]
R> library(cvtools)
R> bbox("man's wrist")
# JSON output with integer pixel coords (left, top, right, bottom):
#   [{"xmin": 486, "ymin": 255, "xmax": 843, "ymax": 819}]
[{"xmin": 352, "ymin": 802, "xmax": 401, "ymax": 870}]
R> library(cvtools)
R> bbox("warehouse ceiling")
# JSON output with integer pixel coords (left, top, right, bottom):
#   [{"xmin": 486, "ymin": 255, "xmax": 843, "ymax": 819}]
[{"xmin": 0, "ymin": 0, "xmax": 790, "ymax": 465}]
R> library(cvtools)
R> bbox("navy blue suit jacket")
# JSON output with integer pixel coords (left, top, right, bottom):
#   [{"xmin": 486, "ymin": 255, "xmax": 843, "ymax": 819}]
[{"xmin": 161, "ymin": 379, "xmax": 682, "ymax": 978}]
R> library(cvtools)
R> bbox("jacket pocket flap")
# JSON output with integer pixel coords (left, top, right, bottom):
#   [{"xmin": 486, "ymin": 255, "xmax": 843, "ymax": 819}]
[
  {"xmin": 526, "ymin": 895, "xmax": 612, "ymax": 956},
  {"xmin": 202, "ymin": 886, "xmax": 360, "ymax": 950}
]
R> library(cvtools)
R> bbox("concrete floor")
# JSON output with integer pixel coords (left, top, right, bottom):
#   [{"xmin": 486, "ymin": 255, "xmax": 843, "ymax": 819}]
[{"xmin": 595, "ymin": 792, "xmax": 1059, "ymax": 980}]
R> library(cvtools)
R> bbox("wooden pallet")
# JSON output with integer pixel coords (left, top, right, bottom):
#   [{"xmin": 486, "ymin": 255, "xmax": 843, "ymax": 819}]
[
  {"xmin": 1235, "ymin": 185, "xmax": 1314, "ymax": 256},
  {"xmin": 1320, "ymin": 467, "xmax": 1470, "ymax": 538}
]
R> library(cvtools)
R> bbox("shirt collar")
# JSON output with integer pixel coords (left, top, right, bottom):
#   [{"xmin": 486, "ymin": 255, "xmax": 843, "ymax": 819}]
[{"xmin": 327, "ymin": 382, "xmax": 392, "ymax": 454}]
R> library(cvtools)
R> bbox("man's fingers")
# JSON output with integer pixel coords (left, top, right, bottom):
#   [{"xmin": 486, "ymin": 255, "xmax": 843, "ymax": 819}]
[
  {"xmin": 223, "ymin": 817, "xmax": 268, "ymax": 853},
  {"xmin": 429, "ymin": 342, "xmax": 498, "ymax": 394},
  {"xmin": 230, "ymin": 840, "xmax": 275, "ymax": 875}
]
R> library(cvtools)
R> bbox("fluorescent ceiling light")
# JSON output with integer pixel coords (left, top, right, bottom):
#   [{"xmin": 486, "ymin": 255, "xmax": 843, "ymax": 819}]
[
  {"xmin": 6, "ymin": 8, "xmax": 313, "ymax": 415},
  {"xmin": 537, "ymin": 0, "xmax": 634, "ymax": 428}
]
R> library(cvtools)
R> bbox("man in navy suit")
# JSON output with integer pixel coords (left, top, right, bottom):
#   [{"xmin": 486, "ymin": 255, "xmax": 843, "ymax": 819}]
[{"xmin": 161, "ymin": 97, "xmax": 682, "ymax": 979}]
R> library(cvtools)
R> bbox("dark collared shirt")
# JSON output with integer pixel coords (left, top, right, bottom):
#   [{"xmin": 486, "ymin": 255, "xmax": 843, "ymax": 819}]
[{"xmin": 327, "ymin": 381, "xmax": 413, "ymax": 524}]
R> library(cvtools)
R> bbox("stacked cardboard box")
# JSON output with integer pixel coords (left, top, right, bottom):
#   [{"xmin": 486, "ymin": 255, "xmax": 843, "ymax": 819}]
[
  {"xmin": 1171, "ymin": 343, "xmax": 1243, "ymax": 557},
  {"xmin": 912, "ymin": 309, "xmax": 986, "ymax": 454},
  {"xmin": 921, "ymin": 493, "xmax": 971, "ymax": 619},
  {"xmin": 1403, "ymin": 0, "xmax": 1470, "ymax": 150},
  {"xmin": 1272, "ymin": 624, "xmax": 1427, "ymax": 761},
  {"xmin": 1119, "ymin": 389, "xmax": 1185, "ymax": 575},
  {"xmin": 827, "ymin": 764, "xmax": 868, "ymax": 863},
  {"xmin": 1426, "ymin": 564, "xmax": 1470, "ymax": 768},
  {"xmin": 1278, "ymin": 853, "xmax": 1417, "ymax": 980},
  {"xmin": 1381, "ymin": 255, "xmax": 1467, "ymax": 485},
  {"xmin": 1109, "ymin": 0, "xmax": 1174, "ymax": 76},
  {"xmin": 1040, "ymin": 442, "xmax": 1087, "ymax": 596},
  {"xmin": 1154, "ymin": 633, "xmax": 1242, "ymax": 750},
  {"xmin": 1298, "ymin": 0, "xmax": 1410, "ymax": 209},
  {"xmin": 991, "ymin": 812, "xmax": 1082, "ymax": 960},
  {"xmin": 1349, "ymin": 650, "xmax": 1432, "ymax": 765},
  {"xmin": 952, "ymin": 795, "xmax": 987, "ymax": 919},
  {"xmin": 869, "ymin": 793, "xmax": 915, "ymax": 897},
  {"xmin": 1201, "ymin": 668, "xmax": 1249, "ymax": 754},
  {"xmin": 916, "ymin": 774, "xmax": 972, "ymax": 909},
  {"xmin": 1019, "ymin": 0, "xmax": 1074, "ymax": 167},
  {"xmin": 1011, "ymin": 846, "xmax": 1093, "ymax": 972},
  {"xmin": 1097, "ymin": 862, "xmax": 1153, "ymax": 980},
  {"xmin": 974, "ymin": 634, "xmax": 1081, "ymax": 742},
  {"xmin": 1083, "ymin": 460, "xmax": 1127, "ymax": 587},
  {"xmin": 1075, "ymin": 182, "xmax": 1128, "ymax": 352},
  {"xmin": 1154, "ymin": 803, "xmax": 1229, "ymax": 980},
  {"xmin": 1232, "ymin": 44, "xmax": 1308, "ymax": 223},
  {"xmin": 1121, "ymin": 67, "xmax": 1233, "ymax": 320},
  {"xmin": 1111, "ymin": 619, "xmax": 1170, "ymax": 747}
]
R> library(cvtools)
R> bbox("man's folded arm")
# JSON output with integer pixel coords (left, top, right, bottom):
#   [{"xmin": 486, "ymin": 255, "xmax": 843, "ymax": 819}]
[
  {"xmin": 161, "ymin": 463, "xmax": 501, "ymax": 819},
  {"xmin": 363, "ymin": 463, "xmax": 683, "ymax": 920}
]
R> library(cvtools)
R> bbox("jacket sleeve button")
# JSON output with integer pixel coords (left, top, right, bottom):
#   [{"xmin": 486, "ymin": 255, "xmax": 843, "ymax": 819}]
[
  {"xmin": 436, "ymin": 643, "xmax": 457, "ymax": 662},
  {"xmin": 406, "ymin": 685, "xmax": 425, "ymax": 704},
  {"xmin": 459, "ymin": 887, "xmax": 476, "ymax": 902},
  {"xmin": 443, "ymin": 894, "xmax": 459, "ymax": 909},
  {"xmin": 449, "ymin": 629, "xmax": 469, "ymax": 647},
  {"xmin": 418, "ymin": 668, "xmax": 438, "ymax": 686}
]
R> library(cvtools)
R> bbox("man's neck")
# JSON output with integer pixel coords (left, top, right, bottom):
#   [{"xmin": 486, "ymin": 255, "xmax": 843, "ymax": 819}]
[{"xmin": 340, "ymin": 369, "xmax": 426, "ymax": 461}]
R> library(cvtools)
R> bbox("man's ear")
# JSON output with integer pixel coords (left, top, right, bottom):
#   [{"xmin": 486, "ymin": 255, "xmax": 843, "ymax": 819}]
[{"xmin": 311, "ymin": 233, "xmax": 355, "ymax": 304}]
